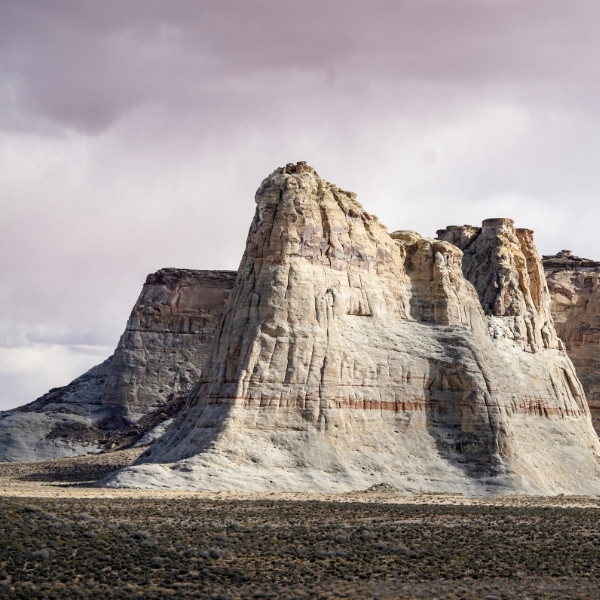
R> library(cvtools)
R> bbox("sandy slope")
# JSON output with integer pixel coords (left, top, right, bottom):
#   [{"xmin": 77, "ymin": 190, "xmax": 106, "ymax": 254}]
[{"xmin": 1, "ymin": 449, "xmax": 599, "ymax": 509}]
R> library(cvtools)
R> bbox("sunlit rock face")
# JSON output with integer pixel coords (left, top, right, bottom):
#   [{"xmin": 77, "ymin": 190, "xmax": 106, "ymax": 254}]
[
  {"xmin": 543, "ymin": 251, "xmax": 600, "ymax": 435},
  {"xmin": 436, "ymin": 220, "xmax": 559, "ymax": 354},
  {"xmin": 0, "ymin": 269, "xmax": 235, "ymax": 461},
  {"xmin": 108, "ymin": 163, "xmax": 600, "ymax": 496}
]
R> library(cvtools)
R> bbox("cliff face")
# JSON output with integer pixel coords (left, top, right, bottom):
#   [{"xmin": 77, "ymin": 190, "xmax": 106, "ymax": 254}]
[
  {"xmin": 543, "ymin": 251, "xmax": 600, "ymax": 434},
  {"xmin": 436, "ymin": 220, "xmax": 558, "ymax": 354},
  {"xmin": 108, "ymin": 163, "xmax": 600, "ymax": 495},
  {"xmin": 0, "ymin": 269, "xmax": 235, "ymax": 461},
  {"xmin": 102, "ymin": 268, "xmax": 236, "ymax": 426}
]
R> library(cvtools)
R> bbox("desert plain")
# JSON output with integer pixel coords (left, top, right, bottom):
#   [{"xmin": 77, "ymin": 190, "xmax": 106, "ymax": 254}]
[{"xmin": 1, "ymin": 449, "xmax": 599, "ymax": 599}]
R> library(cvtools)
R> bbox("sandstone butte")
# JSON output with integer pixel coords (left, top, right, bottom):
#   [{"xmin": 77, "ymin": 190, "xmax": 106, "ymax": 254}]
[{"xmin": 1, "ymin": 162, "xmax": 599, "ymax": 496}]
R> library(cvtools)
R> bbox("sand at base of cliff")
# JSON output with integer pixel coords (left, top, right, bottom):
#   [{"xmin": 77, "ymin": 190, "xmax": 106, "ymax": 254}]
[{"xmin": 1, "ymin": 449, "xmax": 599, "ymax": 508}]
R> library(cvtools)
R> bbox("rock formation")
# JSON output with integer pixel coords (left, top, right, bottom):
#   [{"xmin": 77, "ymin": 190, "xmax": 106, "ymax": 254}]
[
  {"xmin": 105, "ymin": 163, "xmax": 600, "ymax": 495},
  {"xmin": 0, "ymin": 269, "xmax": 235, "ymax": 461},
  {"xmin": 543, "ymin": 250, "xmax": 600, "ymax": 434},
  {"xmin": 3, "ymin": 162, "xmax": 600, "ymax": 497},
  {"xmin": 436, "ymin": 220, "xmax": 559, "ymax": 354},
  {"xmin": 436, "ymin": 229, "xmax": 600, "ymax": 439},
  {"xmin": 102, "ymin": 268, "xmax": 235, "ymax": 427}
]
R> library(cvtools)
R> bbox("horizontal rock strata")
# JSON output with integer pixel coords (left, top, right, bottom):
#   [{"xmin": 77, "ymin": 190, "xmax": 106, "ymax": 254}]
[
  {"xmin": 0, "ymin": 270, "xmax": 235, "ymax": 461},
  {"xmin": 543, "ymin": 251, "xmax": 600, "ymax": 434},
  {"xmin": 106, "ymin": 163, "xmax": 600, "ymax": 495}
]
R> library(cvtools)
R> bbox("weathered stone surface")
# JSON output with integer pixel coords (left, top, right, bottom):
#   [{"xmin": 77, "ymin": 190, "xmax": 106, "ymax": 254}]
[
  {"xmin": 0, "ymin": 359, "xmax": 111, "ymax": 462},
  {"xmin": 0, "ymin": 269, "xmax": 235, "ymax": 461},
  {"xmin": 543, "ymin": 250, "xmax": 600, "ymax": 434},
  {"xmin": 102, "ymin": 268, "xmax": 236, "ymax": 425},
  {"xmin": 107, "ymin": 163, "xmax": 600, "ymax": 495},
  {"xmin": 436, "ymin": 220, "xmax": 559, "ymax": 353}
]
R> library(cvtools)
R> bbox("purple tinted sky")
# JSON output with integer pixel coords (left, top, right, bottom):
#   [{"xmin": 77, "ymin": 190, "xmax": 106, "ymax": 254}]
[{"xmin": 1, "ymin": 0, "xmax": 599, "ymax": 410}]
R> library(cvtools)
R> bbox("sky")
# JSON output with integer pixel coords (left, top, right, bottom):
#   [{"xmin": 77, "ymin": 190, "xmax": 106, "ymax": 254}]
[{"xmin": 1, "ymin": 0, "xmax": 600, "ymax": 410}]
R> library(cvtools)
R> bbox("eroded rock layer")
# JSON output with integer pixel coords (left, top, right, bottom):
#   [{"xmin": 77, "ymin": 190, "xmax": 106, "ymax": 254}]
[
  {"xmin": 102, "ymin": 268, "xmax": 236, "ymax": 426},
  {"xmin": 108, "ymin": 163, "xmax": 600, "ymax": 495},
  {"xmin": 543, "ymin": 251, "xmax": 600, "ymax": 434},
  {"xmin": 436, "ymin": 220, "xmax": 559, "ymax": 353},
  {"xmin": 0, "ymin": 269, "xmax": 235, "ymax": 461}
]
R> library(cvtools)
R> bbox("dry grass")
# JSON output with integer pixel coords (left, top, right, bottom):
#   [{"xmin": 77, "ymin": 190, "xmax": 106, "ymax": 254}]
[{"xmin": 1, "ymin": 452, "xmax": 600, "ymax": 598}]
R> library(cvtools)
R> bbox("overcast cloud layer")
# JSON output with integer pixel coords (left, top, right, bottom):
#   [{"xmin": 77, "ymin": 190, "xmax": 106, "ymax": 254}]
[{"xmin": 1, "ymin": 0, "xmax": 599, "ymax": 410}]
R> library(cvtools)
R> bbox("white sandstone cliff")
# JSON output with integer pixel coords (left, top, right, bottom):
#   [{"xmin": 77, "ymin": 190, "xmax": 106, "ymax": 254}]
[{"xmin": 106, "ymin": 163, "xmax": 600, "ymax": 495}]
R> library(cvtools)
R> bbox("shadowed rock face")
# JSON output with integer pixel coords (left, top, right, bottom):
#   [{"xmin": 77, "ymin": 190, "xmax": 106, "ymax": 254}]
[
  {"xmin": 102, "ymin": 268, "xmax": 236, "ymax": 426},
  {"xmin": 107, "ymin": 163, "xmax": 600, "ymax": 495},
  {"xmin": 0, "ymin": 270, "xmax": 236, "ymax": 461},
  {"xmin": 543, "ymin": 251, "xmax": 600, "ymax": 434}
]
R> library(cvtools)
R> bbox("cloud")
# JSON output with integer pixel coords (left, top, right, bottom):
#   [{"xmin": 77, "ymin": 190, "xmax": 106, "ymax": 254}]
[
  {"xmin": 0, "ymin": 343, "xmax": 112, "ymax": 411},
  {"xmin": 2, "ymin": 0, "xmax": 600, "ymax": 133}
]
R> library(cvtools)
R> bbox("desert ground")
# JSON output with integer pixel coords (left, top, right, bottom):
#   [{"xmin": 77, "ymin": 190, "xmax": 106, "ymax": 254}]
[{"xmin": 1, "ymin": 450, "xmax": 600, "ymax": 599}]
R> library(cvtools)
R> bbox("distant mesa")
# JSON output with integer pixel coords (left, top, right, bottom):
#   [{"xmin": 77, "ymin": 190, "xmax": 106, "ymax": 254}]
[
  {"xmin": 542, "ymin": 250, "xmax": 600, "ymax": 435},
  {"xmin": 542, "ymin": 249, "xmax": 600, "ymax": 270},
  {"xmin": 2, "ymin": 162, "xmax": 600, "ymax": 497}
]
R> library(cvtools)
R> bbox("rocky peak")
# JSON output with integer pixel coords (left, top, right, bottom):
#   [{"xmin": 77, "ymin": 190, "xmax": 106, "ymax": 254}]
[
  {"xmin": 435, "ymin": 224, "xmax": 480, "ymax": 249},
  {"xmin": 482, "ymin": 217, "xmax": 514, "ymax": 229},
  {"xmin": 543, "ymin": 250, "xmax": 600, "ymax": 271},
  {"xmin": 437, "ymin": 219, "xmax": 558, "ymax": 353},
  {"xmin": 279, "ymin": 160, "xmax": 316, "ymax": 175}
]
